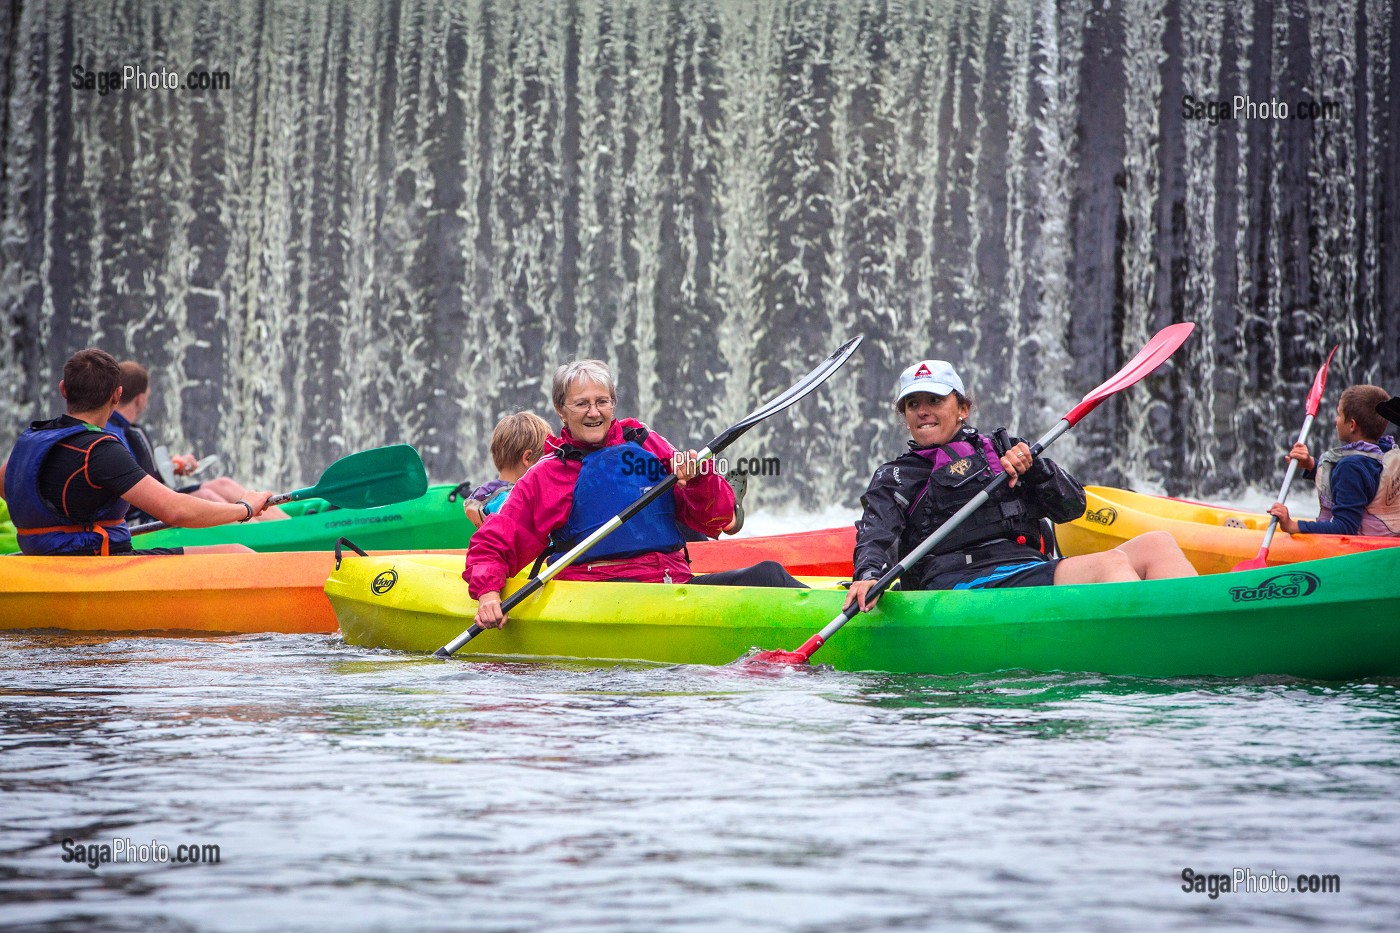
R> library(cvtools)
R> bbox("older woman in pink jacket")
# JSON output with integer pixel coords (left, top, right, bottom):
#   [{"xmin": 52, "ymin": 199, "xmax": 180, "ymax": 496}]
[{"xmin": 465, "ymin": 360, "xmax": 803, "ymax": 627}]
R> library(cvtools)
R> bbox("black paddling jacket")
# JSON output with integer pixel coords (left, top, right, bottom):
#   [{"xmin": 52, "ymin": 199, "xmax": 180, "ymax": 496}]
[{"xmin": 852, "ymin": 425, "xmax": 1087, "ymax": 590}]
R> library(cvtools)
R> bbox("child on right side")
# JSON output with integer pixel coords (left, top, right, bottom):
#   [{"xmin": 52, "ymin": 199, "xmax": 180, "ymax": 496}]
[
  {"xmin": 1267, "ymin": 384, "xmax": 1400, "ymax": 537},
  {"xmin": 463, "ymin": 412, "xmax": 551, "ymax": 529}
]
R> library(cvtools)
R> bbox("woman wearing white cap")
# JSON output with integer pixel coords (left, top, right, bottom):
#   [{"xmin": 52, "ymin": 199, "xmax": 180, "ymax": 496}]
[{"xmin": 844, "ymin": 359, "xmax": 1196, "ymax": 611}]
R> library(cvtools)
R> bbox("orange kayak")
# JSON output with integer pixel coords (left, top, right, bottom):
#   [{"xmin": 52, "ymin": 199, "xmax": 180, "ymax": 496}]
[
  {"xmin": 1058, "ymin": 485, "xmax": 1400, "ymax": 575},
  {"xmin": 0, "ymin": 529, "xmax": 855, "ymax": 635},
  {"xmin": 1, "ymin": 551, "xmax": 345, "ymax": 634}
]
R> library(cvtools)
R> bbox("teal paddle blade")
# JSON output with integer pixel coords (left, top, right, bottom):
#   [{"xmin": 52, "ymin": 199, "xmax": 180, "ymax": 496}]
[{"xmin": 292, "ymin": 444, "xmax": 428, "ymax": 510}]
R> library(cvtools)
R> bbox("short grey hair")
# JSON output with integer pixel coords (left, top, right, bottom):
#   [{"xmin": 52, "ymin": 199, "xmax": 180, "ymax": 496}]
[{"xmin": 551, "ymin": 360, "xmax": 617, "ymax": 411}]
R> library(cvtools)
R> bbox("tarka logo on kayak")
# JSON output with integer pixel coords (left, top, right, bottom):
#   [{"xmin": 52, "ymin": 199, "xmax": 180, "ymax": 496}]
[
  {"xmin": 371, "ymin": 570, "xmax": 398, "ymax": 596},
  {"xmin": 1228, "ymin": 571, "xmax": 1320, "ymax": 603},
  {"xmin": 1084, "ymin": 506, "xmax": 1117, "ymax": 525}
]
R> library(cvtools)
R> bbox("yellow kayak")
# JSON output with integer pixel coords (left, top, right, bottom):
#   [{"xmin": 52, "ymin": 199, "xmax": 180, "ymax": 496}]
[{"xmin": 1058, "ymin": 485, "xmax": 1400, "ymax": 575}]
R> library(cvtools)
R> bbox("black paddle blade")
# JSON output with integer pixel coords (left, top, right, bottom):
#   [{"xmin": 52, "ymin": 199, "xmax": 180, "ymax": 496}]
[
  {"xmin": 1380, "ymin": 396, "xmax": 1400, "ymax": 427},
  {"xmin": 705, "ymin": 335, "xmax": 863, "ymax": 453}
]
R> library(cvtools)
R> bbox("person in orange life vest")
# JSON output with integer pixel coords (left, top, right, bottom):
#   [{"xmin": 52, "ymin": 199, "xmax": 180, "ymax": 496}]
[
  {"xmin": 1267, "ymin": 384, "xmax": 1400, "ymax": 537},
  {"xmin": 0, "ymin": 348, "xmax": 274, "ymax": 556},
  {"xmin": 106, "ymin": 360, "xmax": 288, "ymax": 523},
  {"xmin": 462, "ymin": 411, "xmax": 552, "ymax": 529},
  {"xmin": 844, "ymin": 359, "xmax": 1197, "ymax": 612},
  {"xmin": 465, "ymin": 359, "xmax": 805, "ymax": 628}
]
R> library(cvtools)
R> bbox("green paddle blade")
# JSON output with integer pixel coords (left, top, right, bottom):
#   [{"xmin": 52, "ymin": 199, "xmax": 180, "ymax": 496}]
[{"xmin": 282, "ymin": 444, "xmax": 428, "ymax": 510}]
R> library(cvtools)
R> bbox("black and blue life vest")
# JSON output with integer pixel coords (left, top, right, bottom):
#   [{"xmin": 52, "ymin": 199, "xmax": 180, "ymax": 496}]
[
  {"xmin": 900, "ymin": 431, "xmax": 1044, "ymax": 587},
  {"xmin": 6, "ymin": 421, "xmax": 133, "ymax": 555},
  {"xmin": 549, "ymin": 428, "xmax": 687, "ymax": 563}
]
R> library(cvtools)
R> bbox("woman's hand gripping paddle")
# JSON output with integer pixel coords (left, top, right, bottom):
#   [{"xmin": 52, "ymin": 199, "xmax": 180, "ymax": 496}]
[
  {"xmin": 1230, "ymin": 346, "xmax": 1338, "ymax": 572},
  {"xmin": 432, "ymin": 336, "xmax": 865, "ymax": 659},
  {"xmin": 744, "ymin": 321, "xmax": 1197, "ymax": 667},
  {"xmin": 128, "ymin": 444, "xmax": 429, "ymax": 535}
]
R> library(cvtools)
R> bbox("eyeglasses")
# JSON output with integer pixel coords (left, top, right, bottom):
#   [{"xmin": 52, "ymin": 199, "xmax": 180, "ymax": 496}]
[{"xmin": 565, "ymin": 397, "xmax": 616, "ymax": 414}]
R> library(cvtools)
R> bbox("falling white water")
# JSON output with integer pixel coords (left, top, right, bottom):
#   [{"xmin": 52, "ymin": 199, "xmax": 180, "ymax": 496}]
[{"xmin": 1, "ymin": 0, "xmax": 1395, "ymax": 509}]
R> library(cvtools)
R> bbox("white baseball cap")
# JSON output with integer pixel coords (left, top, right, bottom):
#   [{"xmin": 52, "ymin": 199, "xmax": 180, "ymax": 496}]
[{"xmin": 895, "ymin": 359, "xmax": 964, "ymax": 407}]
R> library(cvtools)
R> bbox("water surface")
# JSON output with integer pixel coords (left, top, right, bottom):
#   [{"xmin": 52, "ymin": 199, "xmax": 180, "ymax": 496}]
[{"xmin": 2, "ymin": 632, "xmax": 1396, "ymax": 930}]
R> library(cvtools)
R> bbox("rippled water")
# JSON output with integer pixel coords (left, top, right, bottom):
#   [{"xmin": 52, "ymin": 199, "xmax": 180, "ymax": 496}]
[{"xmin": 2, "ymin": 632, "xmax": 1397, "ymax": 931}]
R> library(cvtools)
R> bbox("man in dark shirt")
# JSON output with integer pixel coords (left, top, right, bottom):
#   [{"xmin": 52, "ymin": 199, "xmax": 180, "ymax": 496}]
[
  {"xmin": 1, "ymin": 348, "xmax": 274, "ymax": 556},
  {"xmin": 34, "ymin": 414, "xmax": 150, "ymax": 523}
]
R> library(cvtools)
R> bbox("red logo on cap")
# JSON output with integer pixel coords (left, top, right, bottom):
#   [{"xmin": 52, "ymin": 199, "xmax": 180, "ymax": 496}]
[{"xmin": 914, "ymin": 363, "xmax": 932, "ymax": 378}]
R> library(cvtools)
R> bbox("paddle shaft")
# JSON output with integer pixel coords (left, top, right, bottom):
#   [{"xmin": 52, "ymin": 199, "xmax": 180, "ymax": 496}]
[
  {"xmin": 437, "ymin": 445, "xmax": 717, "ymax": 657},
  {"xmin": 786, "ymin": 420, "xmax": 1072, "ymax": 661},
  {"xmin": 130, "ymin": 487, "xmax": 306, "ymax": 536},
  {"xmin": 1235, "ymin": 346, "xmax": 1336, "ymax": 569},
  {"xmin": 1257, "ymin": 412, "xmax": 1316, "ymax": 551}
]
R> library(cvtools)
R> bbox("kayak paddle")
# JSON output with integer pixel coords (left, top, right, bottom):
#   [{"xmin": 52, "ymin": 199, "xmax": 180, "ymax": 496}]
[
  {"xmin": 1230, "ymin": 345, "xmax": 1337, "ymax": 572},
  {"xmin": 129, "ymin": 444, "xmax": 429, "ymax": 535},
  {"xmin": 433, "ymin": 335, "xmax": 865, "ymax": 659},
  {"xmin": 745, "ymin": 321, "xmax": 1197, "ymax": 667}
]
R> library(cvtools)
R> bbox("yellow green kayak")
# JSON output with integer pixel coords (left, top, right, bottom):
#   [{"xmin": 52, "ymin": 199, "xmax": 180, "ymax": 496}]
[{"xmin": 325, "ymin": 549, "xmax": 1400, "ymax": 678}]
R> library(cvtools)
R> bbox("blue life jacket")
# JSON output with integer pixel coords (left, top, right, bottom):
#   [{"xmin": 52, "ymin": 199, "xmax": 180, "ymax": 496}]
[
  {"xmin": 6, "ymin": 421, "xmax": 133, "ymax": 555},
  {"xmin": 550, "ymin": 434, "xmax": 686, "ymax": 563},
  {"xmin": 105, "ymin": 410, "xmax": 137, "ymax": 458}
]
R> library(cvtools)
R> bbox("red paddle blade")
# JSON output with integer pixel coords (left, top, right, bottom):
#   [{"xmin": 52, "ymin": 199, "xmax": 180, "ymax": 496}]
[
  {"xmin": 742, "ymin": 632, "xmax": 827, "ymax": 667},
  {"xmin": 1230, "ymin": 547, "xmax": 1271, "ymax": 573},
  {"xmin": 1305, "ymin": 345, "xmax": 1338, "ymax": 417},
  {"xmin": 744, "ymin": 649, "xmax": 813, "ymax": 666},
  {"xmin": 1064, "ymin": 322, "xmax": 1196, "ymax": 427}
]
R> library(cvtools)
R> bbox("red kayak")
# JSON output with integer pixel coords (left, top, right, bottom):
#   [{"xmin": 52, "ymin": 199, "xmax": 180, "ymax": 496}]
[{"xmin": 686, "ymin": 526, "xmax": 854, "ymax": 576}]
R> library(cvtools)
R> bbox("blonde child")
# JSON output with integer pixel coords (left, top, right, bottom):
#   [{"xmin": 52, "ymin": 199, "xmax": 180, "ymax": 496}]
[{"xmin": 463, "ymin": 412, "xmax": 550, "ymax": 528}]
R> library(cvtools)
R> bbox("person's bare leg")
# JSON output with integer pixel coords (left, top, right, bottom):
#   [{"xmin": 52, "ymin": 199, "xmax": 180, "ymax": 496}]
[
  {"xmin": 1115, "ymin": 531, "xmax": 1197, "ymax": 579},
  {"xmin": 1053, "ymin": 549, "xmax": 1139, "ymax": 585},
  {"xmin": 190, "ymin": 477, "xmax": 289, "ymax": 520},
  {"xmin": 197, "ymin": 476, "xmax": 244, "ymax": 502}
]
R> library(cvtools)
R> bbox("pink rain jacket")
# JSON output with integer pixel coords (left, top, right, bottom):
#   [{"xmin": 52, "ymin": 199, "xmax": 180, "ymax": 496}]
[{"xmin": 463, "ymin": 418, "xmax": 735, "ymax": 597}]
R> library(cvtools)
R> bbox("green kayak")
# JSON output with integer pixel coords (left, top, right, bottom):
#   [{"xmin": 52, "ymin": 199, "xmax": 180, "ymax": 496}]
[
  {"xmin": 326, "ymin": 548, "xmax": 1400, "ymax": 678},
  {"xmin": 139, "ymin": 482, "xmax": 476, "ymax": 552}
]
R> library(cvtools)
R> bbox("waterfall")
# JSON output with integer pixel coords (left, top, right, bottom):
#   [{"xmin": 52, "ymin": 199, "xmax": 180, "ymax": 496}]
[{"xmin": 2, "ymin": 0, "xmax": 1396, "ymax": 507}]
